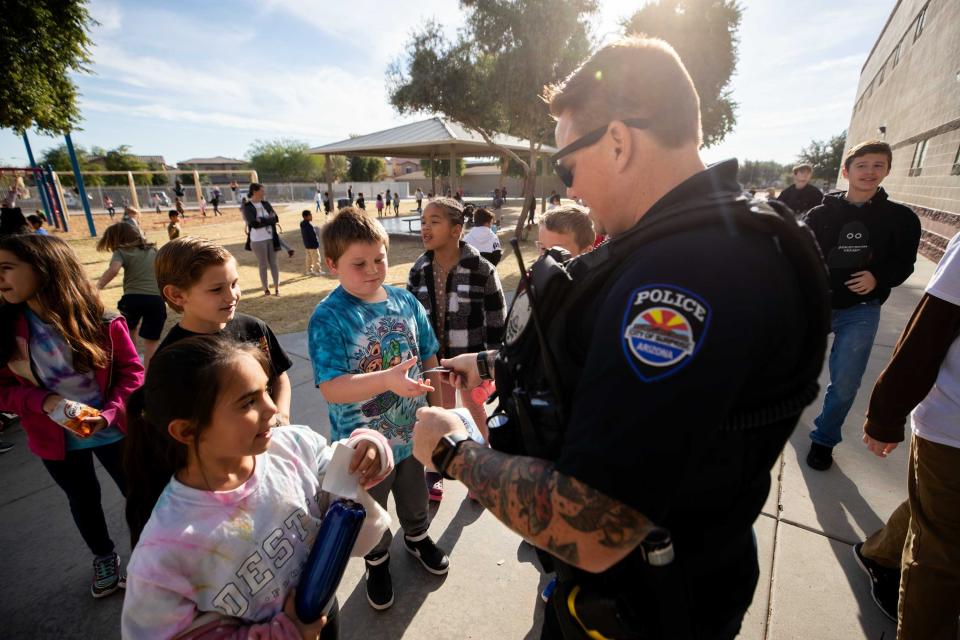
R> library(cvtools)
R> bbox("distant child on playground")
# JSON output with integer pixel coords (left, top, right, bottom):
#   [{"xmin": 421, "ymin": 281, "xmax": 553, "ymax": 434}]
[
  {"xmin": 104, "ymin": 195, "xmax": 116, "ymax": 219},
  {"xmin": 300, "ymin": 209, "xmax": 323, "ymax": 276},
  {"xmin": 151, "ymin": 193, "xmax": 161, "ymax": 215},
  {"xmin": 408, "ymin": 196, "xmax": 506, "ymax": 501},
  {"xmin": 121, "ymin": 335, "xmax": 393, "ymax": 639},
  {"xmin": 375, "ymin": 193, "xmax": 384, "ymax": 217},
  {"xmin": 166, "ymin": 209, "xmax": 181, "ymax": 240},
  {"xmin": 308, "ymin": 207, "xmax": 449, "ymax": 612},
  {"xmin": 0, "ymin": 234, "xmax": 144, "ymax": 599},
  {"xmin": 356, "ymin": 192, "xmax": 365, "ymax": 211},
  {"xmin": 154, "ymin": 237, "xmax": 295, "ymax": 424},
  {"xmin": 96, "ymin": 223, "xmax": 167, "ymax": 367},
  {"xmin": 393, "ymin": 191, "xmax": 400, "ymax": 215},
  {"xmin": 463, "ymin": 206, "xmax": 501, "ymax": 265},
  {"xmin": 26, "ymin": 214, "xmax": 49, "ymax": 235}
]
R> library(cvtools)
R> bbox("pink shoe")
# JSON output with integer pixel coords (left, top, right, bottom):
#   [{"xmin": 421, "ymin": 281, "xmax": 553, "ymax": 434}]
[{"xmin": 426, "ymin": 472, "xmax": 443, "ymax": 502}]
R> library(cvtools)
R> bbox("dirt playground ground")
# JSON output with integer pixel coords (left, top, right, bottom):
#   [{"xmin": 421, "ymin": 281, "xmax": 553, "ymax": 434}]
[{"xmin": 53, "ymin": 200, "xmax": 539, "ymax": 338}]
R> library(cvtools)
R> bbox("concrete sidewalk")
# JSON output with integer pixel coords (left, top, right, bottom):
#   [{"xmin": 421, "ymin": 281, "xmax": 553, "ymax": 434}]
[{"xmin": 0, "ymin": 257, "xmax": 933, "ymax": 639}]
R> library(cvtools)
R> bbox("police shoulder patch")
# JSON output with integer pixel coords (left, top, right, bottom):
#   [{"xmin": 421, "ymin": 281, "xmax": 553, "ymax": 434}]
[{"xmin": 621, "ymin": 284, "xmax": 711, "ymax": 382}]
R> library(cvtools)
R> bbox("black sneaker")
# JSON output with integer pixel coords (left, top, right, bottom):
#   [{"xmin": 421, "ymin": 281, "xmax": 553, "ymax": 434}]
[
  {"xmin": 0, "ymin": 441, "xmax": 13, "ymax": 454},
  {"xmin": 806, "ymin": 442, "xmax": 833, "ymax": 471},
  {"xmin": 404, "ymin": 532, "xmax": 449, "ymax": 575},
  {"xmin": 852, "ymin": 543, "xmax": 899, "ymax": 622},
  {"xmin": 364, "ymin": 553, "xmax": 394, "ymax": 610},
  {"xmin": 91, "ymin": 552, "xmax": 124, "ymax": 598}
]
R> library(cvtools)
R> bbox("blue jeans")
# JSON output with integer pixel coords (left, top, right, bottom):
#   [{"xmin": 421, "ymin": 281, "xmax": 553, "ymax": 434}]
[{"xmin": 810, "ymin": 302, "xmax": 882, "ymax": 448}]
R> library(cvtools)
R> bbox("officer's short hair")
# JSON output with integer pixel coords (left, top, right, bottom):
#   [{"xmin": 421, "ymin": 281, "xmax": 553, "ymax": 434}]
[
  {"xmin": 542, "ymin": 205, "xmax": 595, "ymax": 252},
  {"xmin": 322, "ymin": 206, "xmax": 390, "ymax": 264},
  {"xmin": 542, "ymin": 36, "xmax": 702, "ymax": 148},
  {"xmin": 843, "ymin": 140, "xmax": 893, "ymax": 171},
  {"xmin": 792, "ymin": 163, "xmax": 813, "ymax": 175}
]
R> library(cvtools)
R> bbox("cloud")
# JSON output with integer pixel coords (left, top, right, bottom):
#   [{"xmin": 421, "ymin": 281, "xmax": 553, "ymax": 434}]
[{"xmin": 88, "ymin": 0, "xmax": 122, "ymax": 33}]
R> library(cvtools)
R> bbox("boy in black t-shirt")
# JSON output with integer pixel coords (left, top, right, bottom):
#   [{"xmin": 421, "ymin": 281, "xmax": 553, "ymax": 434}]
[
  {"xmin": 776, "ymin": 163, "xmax": 823, "ymax": 215},
  {"xmin": 155, "ymin": 237, "xmax": 293, "ymax": 423}
]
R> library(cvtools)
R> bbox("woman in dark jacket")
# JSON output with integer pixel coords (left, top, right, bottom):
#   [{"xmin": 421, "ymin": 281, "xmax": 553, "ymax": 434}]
[{"xmin": 242, "ymin": 183, "xmax": 283, "ymax": 296}]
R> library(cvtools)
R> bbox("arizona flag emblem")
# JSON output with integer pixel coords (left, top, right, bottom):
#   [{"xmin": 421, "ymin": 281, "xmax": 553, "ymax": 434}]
[{"xmin": 622, "ymin": 284, "xmax": 711, "ymax": 381}]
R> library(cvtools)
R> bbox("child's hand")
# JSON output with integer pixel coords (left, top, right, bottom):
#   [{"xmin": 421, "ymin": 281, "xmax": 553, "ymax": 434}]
[
  {"xmin": 349, "ymin": 440, "xmax": 381, "ymax": 484},
  {"xmin": 385, "ymin": 358, "xmax": 435, "ymax": 398},
  {"xmin": 78, "ymin": 416, "xmax": 108, "ymax": 437},
  {"xmin": 281, "ymin": 590, "xmax": 326, "ymax": 640}
]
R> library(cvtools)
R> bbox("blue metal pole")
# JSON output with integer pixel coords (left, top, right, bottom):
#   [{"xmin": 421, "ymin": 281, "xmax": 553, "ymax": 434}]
[
  {"xmin": 45, "ymin": 165, "xmax": 68, "ymax": 232},
  {"xmin": 21, "ymin": 132, "xmax": 53, "ymax": 222},
  {"xmin": 64, "ymin": 132, "xmax": 96, "ymax": 237}
]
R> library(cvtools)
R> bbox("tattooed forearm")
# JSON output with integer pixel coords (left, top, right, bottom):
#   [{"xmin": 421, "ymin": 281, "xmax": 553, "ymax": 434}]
[{"xmin": 450, "ymin": 443, "xmax": 653, "ymax": 572}]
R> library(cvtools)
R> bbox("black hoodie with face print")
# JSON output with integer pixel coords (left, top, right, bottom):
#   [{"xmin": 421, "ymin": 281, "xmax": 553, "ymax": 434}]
[{"xmin": 803, "ymin": 187, "xmax": 921, "ymax": 309}]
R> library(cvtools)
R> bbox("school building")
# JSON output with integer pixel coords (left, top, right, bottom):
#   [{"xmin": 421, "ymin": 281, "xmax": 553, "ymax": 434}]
[{"xmin": 838, "ymin": 0, "xmax": 960, "ymax": 260}]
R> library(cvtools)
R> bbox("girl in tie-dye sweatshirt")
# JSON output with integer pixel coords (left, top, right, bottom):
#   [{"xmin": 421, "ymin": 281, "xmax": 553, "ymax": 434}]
[{"xmin": 121, "ymin": 336, "xmax": 393, "ymax": 639}]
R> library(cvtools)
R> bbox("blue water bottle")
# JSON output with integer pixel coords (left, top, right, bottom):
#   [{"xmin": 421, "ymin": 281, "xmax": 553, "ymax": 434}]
[{"xmin": 295, "ymin": 499, "xmax": 367, "ymax": 622}]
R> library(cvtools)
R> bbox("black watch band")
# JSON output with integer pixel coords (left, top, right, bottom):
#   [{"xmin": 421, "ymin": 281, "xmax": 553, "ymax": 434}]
[
  {"xmin": 431, "ymin": 432, "xmax": 471, "ymax": 480},
  {"xmin": 477, "ymin": 351, "xmax": 492, "ymax": 380}
]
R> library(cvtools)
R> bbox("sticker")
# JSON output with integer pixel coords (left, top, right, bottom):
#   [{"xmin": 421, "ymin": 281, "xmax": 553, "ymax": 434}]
[
  {"xmin": 504, "ymin": 289, "xmax": 532, "ymax": 346},
  {"xmin": 622, "ymin": 284, "xmax": 711, "ymax": 382}
]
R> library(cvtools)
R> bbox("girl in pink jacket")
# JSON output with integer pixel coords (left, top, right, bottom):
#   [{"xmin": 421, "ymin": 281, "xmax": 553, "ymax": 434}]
[{"xmin": 0, "ymin": 233, "xmax": 144, "ymax": 599}]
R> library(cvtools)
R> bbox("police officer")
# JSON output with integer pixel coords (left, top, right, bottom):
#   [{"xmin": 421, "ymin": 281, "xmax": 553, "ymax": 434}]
[{"xmin": 413, "ymin": 36, "xmax": 829, "ymax": 640}]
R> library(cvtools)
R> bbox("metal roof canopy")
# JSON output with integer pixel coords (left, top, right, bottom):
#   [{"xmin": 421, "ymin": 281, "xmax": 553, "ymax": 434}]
[{"xmin": 309, "ymin": 116, "xmax": 557, "ymax": 158}]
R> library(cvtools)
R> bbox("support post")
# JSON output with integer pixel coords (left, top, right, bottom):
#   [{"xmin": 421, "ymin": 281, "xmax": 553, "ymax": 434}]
[
  {"xmin": 430, "ymin": 149, "xmax": 436, "ymax": 196},
  {"xmin": 127, "ymin": 171, "xmax": 140, "ymax": 210},
  {"xmin": 250, "ymin": 170, "xmax": 259, "ymax": 184},
  {"xmin": 449, "ymin": 146, "xmax": 456, "ymax": 196},
  {"xmin": 193, "ymin": 170, "xmax": 202, "ymax": 208},
  {"xmin": 324, "ymin": 154, "xmax": 334, "ymax": 216},
  {"xmin": 65, "ymin": 132, "xmax": 96, "ymax": 237},
  {"xmin": 51, "ymin": 170, "xmax": 70, "ymax": 231},
  {"xmin": 22, "ymin": 132, "xmax": 53, "ymax": 222}
]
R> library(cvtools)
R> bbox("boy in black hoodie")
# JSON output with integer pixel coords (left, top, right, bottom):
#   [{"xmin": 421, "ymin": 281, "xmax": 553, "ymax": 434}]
[
  {"xmin": 803, "ymin": 140, "xmax": 921, "ymax": 470},
  {"xmin": 776, "ymin": 163, "xmax": 823, "ymax": 215}
]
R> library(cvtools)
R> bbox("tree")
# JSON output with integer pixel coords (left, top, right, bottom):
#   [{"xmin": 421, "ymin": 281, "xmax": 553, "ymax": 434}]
[
  {"xmin": 420, "ymin": 158, "xmax": 465, "ymax": 178},
  {"xmin": 623, "ymin": 0, "xmax": 742, "ymax": 148},
  {"xmin": 102, "ymin": 146, "xmax": 151, "ymax": 185},
  {"xmin": 0, "ymin": 0, "xmax": 94, "ymax": 134},
  {"xmin": 389, "ymin": 0, "xmax": 597, "ymax": 237},
  {"xmin": 347, "ymin": 157, "xmax": 387, "ymax": 182},
  {"xmin": 738, "ymin": 159, "xmax": 790, "ymax": 188},
  {"xmin": 39, "ymin": 143, "xmax": 103, "ymax": 186},
  {"xmin": 248, "ymin": 139, "xmax": 324, "ymax": 182},
  {"xmin": 798, "ymin": 130, "xmax": 847, "ymax": 182}
]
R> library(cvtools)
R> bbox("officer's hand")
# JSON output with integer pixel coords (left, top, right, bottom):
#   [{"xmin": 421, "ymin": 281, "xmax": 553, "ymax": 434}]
[
  {"xmin": 862, "ymin": 431, "xmax": 898, "ymax": 458},
  {"xmin": 845, "ymin": 271, "xmax": 877, "ymax": 295},
  {"xmin": 440, "ymin": 353, "xmax": 482, "ymax": 390},
  {"xmin": 413, "ymin": 407, "xmax": 468, "ymax": 472}
]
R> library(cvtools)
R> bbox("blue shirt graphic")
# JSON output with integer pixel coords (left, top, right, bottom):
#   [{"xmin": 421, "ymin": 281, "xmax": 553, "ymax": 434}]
[{"xmin": 308, "ymin": 285, "xmax": 439, "ymax": 462}]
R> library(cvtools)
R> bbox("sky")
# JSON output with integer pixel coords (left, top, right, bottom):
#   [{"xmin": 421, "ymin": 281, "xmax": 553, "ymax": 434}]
[{"xmin": 0, "ymin": 0, "xmax": 896, "ymax": 168}]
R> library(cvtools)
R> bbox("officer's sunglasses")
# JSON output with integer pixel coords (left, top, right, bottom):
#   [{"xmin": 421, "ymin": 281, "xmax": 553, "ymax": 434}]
[{"xmin": 550, "ymin": 118, "xmax": 652, "ymax": 188}]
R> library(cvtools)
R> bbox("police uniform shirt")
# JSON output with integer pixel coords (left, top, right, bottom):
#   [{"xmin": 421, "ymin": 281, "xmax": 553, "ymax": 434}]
[{"xmin": 555, "ymin": 160, "xmax": 808, "ymax": 636}]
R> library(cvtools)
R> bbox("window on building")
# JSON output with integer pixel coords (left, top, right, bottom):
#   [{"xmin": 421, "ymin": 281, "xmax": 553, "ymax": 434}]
[
  {"xmin": 952, "ymin": 144, "xmax": 960, "ymax": 176},
  {"xmin": 909, "ymin": 139, "xmax": 928, "ymax": 177},
  {"xmin": 892, "ymin": 41, "xmax": 902, "ymax": 67},
  {"xmin": 914, "ymin": 5, "xmax": 927, "ymax": 41},
  {"xmin": 878, "ymin": 63, "xmax": 886, "ymax": 85}
]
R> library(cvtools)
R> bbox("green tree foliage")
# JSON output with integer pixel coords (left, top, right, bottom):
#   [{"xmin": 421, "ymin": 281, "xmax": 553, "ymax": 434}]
[
  {"xmin": 798, "ymin": 130, "xmax": 847, "ymax": 182},
  {"xmin": 420, "ymin": 158, "xmax": 465, "ymax": 178},
  {"xmin": 0, "ymin": 0, "xmax": 94, "ymax": 134},
  {"xmin": 39, "ymin": 143, "xmax": 102, "ymax": 186},
  {"xmin": 623, "ymin": 0, "xmax": 742, "ymax": 148},
  {"xmin": 247, "ymin": 139, "xmax": 325, "ymax": 182},
  {"xmin": 389, "ymin": 0, "xmax": 597, "ymax": 235},
  {"xmin": 347, "ymin": 157, "xmax": 387, "ymax": 182},
  {"xmin": 738, "ymin": 159, "xmax": 790, "ymax": 188},
  {"xmin": 101, "ymin": 146, "xmax": 151, "ymax": 185}
]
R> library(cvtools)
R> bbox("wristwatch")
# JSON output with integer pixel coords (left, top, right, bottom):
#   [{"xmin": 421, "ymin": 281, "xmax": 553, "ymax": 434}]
[
  {"xmin": 477, "ymin": 350, "xmax": 493, "ymax": 380},
  {"xmin": 431, "ymin": 432, "xmax": 471, "ymax": 480}
]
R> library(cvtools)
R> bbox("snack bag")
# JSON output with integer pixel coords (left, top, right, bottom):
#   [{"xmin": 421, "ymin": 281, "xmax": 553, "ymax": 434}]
[{"xmin": 49, "ymin": 399, "xmax": 101, "ymax": 437}]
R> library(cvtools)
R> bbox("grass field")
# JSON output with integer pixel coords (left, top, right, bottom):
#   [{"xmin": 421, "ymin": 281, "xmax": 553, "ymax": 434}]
[{"xmin": 58, "ymin": 201, "xmax": 540, "ymax": 336}]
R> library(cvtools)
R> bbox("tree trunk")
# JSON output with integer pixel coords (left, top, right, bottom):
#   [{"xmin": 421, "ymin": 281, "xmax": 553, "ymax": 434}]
[{"xmin": 514, "ymin": 142, "xmax": 537, "ymax": 241}]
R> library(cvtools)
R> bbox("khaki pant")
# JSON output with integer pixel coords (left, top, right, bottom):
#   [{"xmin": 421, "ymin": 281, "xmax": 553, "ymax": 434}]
[
  {"xmin": 304, "ymin": 248, "xmax": 321, "ymax": 274},
  {"xmin": 861, "ymin": 436, "xmax": 960, "ymax": 640}
]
